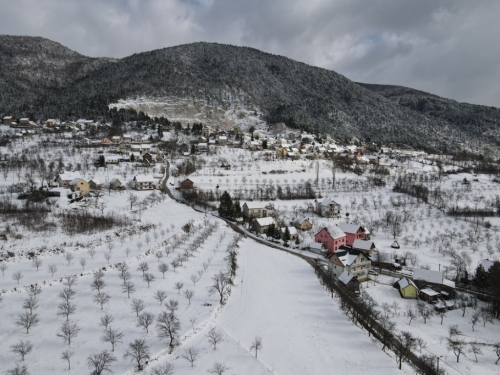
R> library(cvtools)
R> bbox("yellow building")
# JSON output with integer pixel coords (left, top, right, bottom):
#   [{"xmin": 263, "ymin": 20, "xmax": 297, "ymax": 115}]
[
  {"xmin": 69, "ymin": 178, "xmax": 91, "ymax": 196},
  {"xmin": 396, "ymin": 277, "xmax": 419, "ymax": 299}
]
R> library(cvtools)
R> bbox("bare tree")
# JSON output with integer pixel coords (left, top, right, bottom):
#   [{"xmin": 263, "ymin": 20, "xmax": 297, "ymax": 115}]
[
  {"xmin": 415, "ymin": 337, "xmax": 427, "ymax": 353},
  {"xmin": 137, "ymin": 312, "xmax": 155, "ymax": 333},
  {"xmin": 208, "ymin": 272, "xmax": 230, "ymax": 304},
  {"xmin": 79, "ymin": 258, "xmax": 87, "ymax": 270},
  {"xmin": 86, "ymin": 351, "xmax": 116, "ymax": 375},
  {"xmin": 406, "ymin": 306, "xmax": 416, "ymax": 325},
  {"xmin": 16, "ymin": 311, "xmax": 39, "ymax": 334},
  {"xmin": 181, "ymin": 347, "xmax": 199, "ymax": 367},
  {"xmin": 183, "ymin": 289, "xmax": 195, "ymax": 305},
  {"xmin": 91, "ymin": 276, "xmax": 106, "ymax": 294},
  {"xmin": 164, "ymin": 247, "xmax": 173, "ymax": 257},
  {"xmin": 28, "ymin": 285, "xmax": 42, "ymax": 300},
  {"xmin": 31, "ymin": 257, "xmax": 42, "ymax": 271},
  {"xmin": 437, "ymin": 309, "xmax": 447, "ymax": 325},
  {"xmin": 494, "ymin": 342, "xmax": 500, "ymax": 365},
  {"xmin": 61, "ymin": 350, "xmax": 74, "ymax": 370},
  {"xmin": 154, "ymin": 290, "xmax": 168, "ymax": 305},
  {"xmin": 138, "ymin": 262, "xmax": 149, "ymax": 276},
  {"xmin": 165, "ymin": 299, "xmax": 179, "ymax": 313},
  {"xmin": 157, "ymin": 311, "xmax": 181, "ymax": 353},
  {"xmin": 124, "ymin": 339, "xmax": 150, "ymax": 371},
  {"xmin": 63, "ymin": 276, "xmax": 77, "ymax": 290},
  {"xmin": 378, "ymin": 316, "xmax": 396, "ymax": 352},
  {"xmin": 150, "ymin": 363, "xmax": 175, "ymax": 375},
  {"xmin": 145, "ymin": 234, "xmax": 151, "ymax": 244},
  {"xmin": 57, "ymin": 320, "xmax": 80, "ymax": 345},
  {"xmin": 0, "ymin": 262, "xmax": 8, "ymax": 276},
  {"xmin": 94, "ymin": 293, "xmax": 111, "ymax": 310},
  {"xmin": 155, "ymin": 251, "xmax": 164, "ymax": 262},
  {"xmin": 137, "ymin": 241, "xmax": 143, "ymax": 252},
  {"xmin": 171, "ymin": 259, "xmax": 180, "ymax": 272},
  {"xmin": 190, "ymin": 274, "xmax": 200, "ymax": 286},
  {"xmin": 99, "ymin": 313, "xmax": 114, "ymax": 331},
  {"xmin": 59, "ymin": 287, "xmax": 76, "ymax": 303},
  {"xmin": 124, "ymin": 248, "xmax": 131, "ymax": 258},
  {"xmin": 131, "ymin": 298, "xmax": 145, "ymax": 317},
  {"xmin": 470, "ymin": 310, "xmax": 480, "ymax": 332},
  {"xmin": 481, "ymin": 307, "xmax": 493, "ymax": 327},
  {"xmin": 10, "ymin": 340, "xmax": 33, "ymax": 361},
  {"xmin": 174, "ymin": 282, "xmax": 184, "ymax": 294},
  {"xmin": 104, "ymin": 253, "xmax": 112, "ymax": 265},
  {"xmin": 250, "ymin": 336, "xmax": 262, "ymax": 358},
  {"xmin": 12, "ymin": 271, "xmax": 23, "ymax": 284},
  {"xmin": 101, "ymin": 327, "xmax": 124, "ymax": 352},
  {"xmin": 143, "ymin": 273, "xmax": 156, "ymax": 288},
  {"xmin": 117, "ymin": 264, "xmax": 131, "ymax": 285},
  {"xmin": 47, "ymin": 264, "xmax": 57, "ymax": 277},
  {"xmin": 22, "ymin": 295, "xmax": 38, "ymax": 314},
  {"xmin": 207, "ymin": 327, "xmax": 223, "ymax": 350},
  {"xmin": 208, "ymin": 362, "xmax": 230, "ymax": 375},
  {"xmin": 447, "ymin": 336, "xmax": 466, "ymax": 363},
  {"xmin": 5, "ymin": 364, "xmax": 29, "ymax": 375},
  {"xmin": 395, "ymin": 331, "xmax": 417, "ymax": 370},
  {"xmin": 106, "ymin": 241, "xmax": 115, "ymax": 253},
  {"xmin": 64, "ymin": 252, "xmax": 74, "ymax": 266},
  {"xmin": 123, "ymin": 281, "xmax": 136, "ymax": 298},
  {"xmin": 88, "ymin": 249, "xmax": 96, "ymax": 259},
  {"xmin": 158, "ymin": 263, "xmax": 169, "ymax": 278},
  {"xmin": 57, "ymin": 301, "xmax": 76, "ymax": 321},
  {"xmin": 469, "ymin": 343, "xmax": 482, "ymax": 363}
]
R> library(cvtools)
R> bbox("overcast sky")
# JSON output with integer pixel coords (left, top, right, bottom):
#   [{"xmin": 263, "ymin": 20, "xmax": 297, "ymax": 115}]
[{"xmin": 1, "ymin": 0, "xmax": 499, "ymax": 107}]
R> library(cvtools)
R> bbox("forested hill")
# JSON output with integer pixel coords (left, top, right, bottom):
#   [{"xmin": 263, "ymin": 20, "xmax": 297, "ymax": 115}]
[{"xmin": 1, "ymin": 35, "xmax": 500, "ymax": 152}]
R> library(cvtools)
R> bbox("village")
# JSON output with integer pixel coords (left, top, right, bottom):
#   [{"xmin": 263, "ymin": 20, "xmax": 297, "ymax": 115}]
[{"xmin": 1, "ymin": 112, "xmax": 500, "ymax": 375}]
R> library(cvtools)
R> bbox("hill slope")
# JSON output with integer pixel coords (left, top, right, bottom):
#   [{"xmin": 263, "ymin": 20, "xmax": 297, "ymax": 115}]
[{"xmin": 1, "ymin": 35, "xmax": 499, "ymax": 151}]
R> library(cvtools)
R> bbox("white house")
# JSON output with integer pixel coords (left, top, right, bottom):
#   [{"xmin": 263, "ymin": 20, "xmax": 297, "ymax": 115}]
[
  {"xmin": 315, "ymin": 198, "xmax": 341, "ymax": 218},
  {"xmin": 133, "ymin": 176, "xmax": 156, "ymax": 190}
]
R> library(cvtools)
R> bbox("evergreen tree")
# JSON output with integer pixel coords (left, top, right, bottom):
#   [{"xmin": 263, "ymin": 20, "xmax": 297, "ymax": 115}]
[
  {"xmin": 487, "ymin": 261, "xmax": 500, "ymax": 318},
  {"xmin": 262, "ymin": 139, "xmax": 268, "ymax": 149},
  {"xmin": 265, "ymin": 225, "xmax": 274, "ymax": 239},
  {"xmin": 473, "ymin": 264, "xmax": 487, "ymax": 289},
  {"xmin": 218, "ymin": 191, "xmax": 234, "ymax": 218},
  {"xmin": 283, "ymin": 227, "xmax": 291, "ymax": 245},
  {"xmin": 234, "ymin": 201, "xmax": 242, "ymax": 217}
]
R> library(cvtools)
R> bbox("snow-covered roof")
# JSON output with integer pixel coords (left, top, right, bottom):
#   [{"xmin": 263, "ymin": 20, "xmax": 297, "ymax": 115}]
[
  {"xmin": 20, "ymin": 118, "xmax": 29, "ymax": 121},
  {"xmin": 420, "ymin": 288, "xmax": 439, "ymax": 297},
  {"xmin": 338, "ymin": 271, "xmax": 355, "ymax": 285},
  {"xmin": 307, "ymin": 242, "xmax": 323, "ymax": 251},
  {"xmin": 89, "ymin": 179, "xmax": 102, "ymax": 185},
  {"xmin": 293, "ymin": 217, "xmax": 310, "ymax": 225},
  {"xmin": 254, "ymin": 217, "xmax": 276, "ymax": 226},
  {"xmin": 325, "ymin": 226, "xmax": 346, "ymax": 240},
  {"xmin": 338, "ymin": 223, "xmax": 363, "ymax": 234},
  {"xmin": 397, "ymin": 277, "xmax": 418, "ymax": 290},
  {"xmin": 280, "ymin": 226, "xmax": 298, "ymax": 236},
  {"xmin": 58, "ymin": 171, "xmax": 82, "ymax": 182},
  {"xmin": 110, "ymin": 178, "xmax": 122, "ymax": 184},
  {"xmin": 352, "ymin": 239, "xmax": 375, "ymax": 251},
  {"xmin": 69, "ymin": 178, "xmax": 85, "ymax": 186},
  {"xmin": 3, "ymin": 116, "xmax": 13, "ymax": 120},
  {"xmin": 243, "ymin": 201, "xmax": 264, "ymax": 209},
  {"xmin": 443, "ymin": 279, "xmax": 455, "ymax": 288},
  {"xmin": 413, "ymin": 268, "xmax": 443, "ymax": 284},
  {"xmin": 105, "ymin": 155, "xmax": 121, "ymax": 161},
  {"xmin": 134, "ymin": 175, "xmax": 155, "ymax": 183},
  {"xmin": 335, "ymin": 249, "xmax": 363, "ymax": 267},
  {"xmin": 318, "ymin": 198, "xmax": 339, "ymax": 207}
]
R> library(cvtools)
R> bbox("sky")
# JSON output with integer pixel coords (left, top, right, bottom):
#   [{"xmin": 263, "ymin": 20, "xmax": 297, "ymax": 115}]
[{"xmin": 1, "ymin": 0, "xmax": 499, "ymax": 107}]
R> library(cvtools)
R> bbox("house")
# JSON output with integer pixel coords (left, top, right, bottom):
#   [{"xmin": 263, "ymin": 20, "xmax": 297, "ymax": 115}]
[
  {"xmin": 291, "ymin": 217, "xmax": 312, "ymax": 231},
  {"xmin": 315, "ymin": 198, "xmax": 341, "ymax": 218},
  {"xmin": 242, "ymin": 202, "xmax": 270, "ymax": 219},
  {"xmin": 329, "ymin": 248, "xmax": 371, "ymax": 281},
  {"xmin": 68, "ymin": 178, "xmax": 90, "ymax": 196},
  {"xmin": 352, "ymin": 239, "xmax": 376, "ymax": 255},
  {"xmin": 133, "ymin": 176, "xmax": 156, "ymax": 190},
  {"xmin": 46, "ymin": 119, "xmax": 57, "ymax": 127},
  {"xmin": 57, "ymin": 172, "xmax": 82, "ymax": 188},
  {"xmin": 105, "ymin": 155, "xmax": 120, "ymax": 164},
  {"xmin": 142, "ymin": 153, "xmax": 153, "ymax": 164},
  {"xmin": 89, "ymin": 179, "xmax": 102, "ymax": 190},
  {"xmin": 111, "ymin": 136, "xmax": 121, "ymax": 144},
  {"xmin": 19, "ymin": 118, "xmax": 30, "ymax": 125},
  {"xmin": 122, "ymin": 134, "xmax": 132, "ymax": 143},
  {"xmin": 2, "ymin": 116, "xmax": 14, "ymax": 125},
  {"xmin": 276, "ymin": 148, "xmax": 288, "ymax": 157},
  {"xmin": 252, "ymin": 217, "xmax": 277, "ymax": 234},
  {"xmin": 338, "ymin": 271, "xmax": 361, "ymax": 293},
  {"xmin": 314, "ymin": 226, "xmax": 347, "ymax": 253},
  {"xmin": 280, "ymin": 226, "xmax": 298, "ymax": 241},
  {"xmin": 180, "ymin": 179, "xmax": 194, "ymax": 190},
  {"xmin": 110, "ymin": 178, "xmax": 124, "ymax": 190},
  {"xmin": 338, "ymin": 223, "xmax": 366, "ymax": 246},
  {"xmin": 101, "ymin": 137, "xmax": 112, "ymax": 145},
  {"xmin": 303, "ymin": 242, "xmax": 324, "ymax": 255},
  {"xmin": 395, "ymin": 277, "xmax": 419, "ymax": 299},
  {"xmin": 420, "ymin": 288, "xmax": 440, "ymax": 303}
]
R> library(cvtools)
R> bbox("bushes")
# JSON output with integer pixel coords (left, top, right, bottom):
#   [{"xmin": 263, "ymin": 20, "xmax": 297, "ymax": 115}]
[{"xmin": 57, "ymin": 211, "xmax": 131, "ymax": 235}]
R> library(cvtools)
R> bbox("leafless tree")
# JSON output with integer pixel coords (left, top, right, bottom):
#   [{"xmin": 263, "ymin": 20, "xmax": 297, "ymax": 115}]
[
  {"xmin": 145, "ymin": 234, "xmax": 151, "ymax": 244},
  {"xmin": 91, "ymin": 276, "xmax": 106, "ymax": 294},
  {"xmin": 154, "ymin": 290, "xmax": 167, "ymax": 305},
  {"xmin": 183, "ymin": 289, "xmax": 195, "ymax": 305},
  {"xmin": 137, "ymin": 241, "xmax": 143, "ymax": 252},
  {"xmin": 12, "ymin": 271, "xmax": 23, "ymax": 284},
  {"xmin": 99, "ymin": 313, "xmax": 114, "ymax": 331},
  {"xmin": 378, "ymin": 316, "xmax": 396, "ymax": 351},
  {"xmin": 131, "ymin": 298, "xmax": 145, "ymax": 317},
  {"xmin": 171, "ymin": 259, "xmax": 180, "ymax": 272},
  {"xmin": 64, "ymin": 252, "xmax": 74, "ymax": 266},
  {"xmin": 208, "ymin": 362, "xmax": 230, "ymax": 375},
  {"xmin": 61, "ymin": 350, "xmax": 74, "ymax": 370},
  {"xmin": 94, "ymin": 293, "xmax": 111, "ymax": 310},
  {"xmin": 417, "ymin": 301, "xmax": 434, "ymax": 324},
  {"xmin": 79, "ymin": 258, "xmax": 87, "ymax": 270},
  {"xmin": 164, "ymin": 247, "xmax": 173, "ymax": 257},
  {"xmin": 22, "ymin": 295, "xmax": 38, "ymax": 314},
  {"xmin": 158, "ymin": 263, "xmax": 169, "ymax": 278},
  {"xmin": 124, "ymin": 248, "xmax": 131, "ymax": 257},
  {"xmin": 447, "ymin": 336, "xmax": 466, "ymax": 363},
  {"xmin": 470, "ymin": 310, "xmax": 481, "ymax": 331},
  {"xmin": 250, "ymin": 336, "xmax": 262, "ymax": 358},
  {"xmin": 207, "ymin": 327, "xmax": 223, "ymax": 350},
  {"xmin": 88, "ymin": 249, "xmax": 96, "ymax": 259},
  {"xmin": 138, "ymin": 262, "xmax": 149, "ymax": 276},
  {"xmin": 104, "ymin": 253, "xmax": 112, "ymax": 265},
  {"xmin": 469, "ymin": 343, "xmax": 482, "ymax": 363},
  {"xmin": 57, "ymin": 320, "xmax": 80, "ymax": 345},
  {"xmin": 10, "ymin": 340, "xmax": 33, "ymax": 361},
  {"xmin": 124, "ymin": 339, "xmax": 150, "ymax": 371},
  {"xmin": 395, "ymin": 331, "xmax": 416, "ymax": 370},
  {"xmin": 117, "ymin": 264, "xmax": 131, "ymax": 285},
  {"xmin": 101, "ymin": 327, "xmax": 124, "ymax": 352},
  {"xmin": 57, "ymin": 301, "xmax": 76, "ymax": 321},
  {"xmin": 47, "ymin": 264, "xmax": 57, "ymax": 277},
  {"xmin": 16, "ymin": 311, "xmax": 39, "ymax": 334},
  {"xmin": 123, "ymin": 281, "xmax": 136, "ymax": 298},
  {"xmin": 208, "ymin": 272, "xmax": 230, "ymax": 304},
  {"xmin": 86, "ymin": 351, "xmax": 116, "ymax": 375},
  {"xmin": 63, "ymin": 276, "xmax": 77, "ymax": 290},
  {"xmin": 406, "ymin": 306, "xmax": 416, "ymax": 325},
  {"xmin": 150, "ymin": 363, "xmax": 174, "ymax": 375},
  {"xmin": 31, "ymin": 257, "xmax": 42, "ymax": 271},
  {"xmin": 181, "ymin": 347, "xmax": 199, "ymax": 367},
  {"xmin": 415, "ymin": 337, "xmax": 427, "ymax": 353},
  {"xmin": 137, "ymin": 312, "xmax": 155, "ymax": 333},
  {"xmin": 174, "ymin": 282, "xmax": 184, "ymax": 294},
  {"xmin": 157, "ymin": 311, "xmax": 181, "ymax": 353},
  {"xmin": 480, "ymin": 308, "xmax": 493, "ymax": 327},
  {"xmin": 437, "ymin": 309, "xmax": 447, "ymax": 325},
  {"xmin": 190, "ymin": 274, "xmax": 200, "ymax": 286},
  {"xmin": 28, "ymin": 285, "xmax": 42, "ymax": 300},
  {"xmin": 143, "ymin": 273, "xmax": 156, "ymax": 288},
  {"xmin": 494, "ymin": 342, "xmax": 500, "ymax": 364},
  {"xmin": 5, "ymin": 364, "xmax": 29, "ymax": 375},
  {"xmin": 106, "ymin": 241, "xmax": 115, "ymax": 253},
  {"xmin": 0, "ymin": 262, "xmax": 8, "ymax": 276},
  {"xmin": 59, "ymin": 287, "xmax": 76, "ymax": 303},
  {"xmin": 155, "ymin": 251, "xmax": 164, "ymax": 262}
]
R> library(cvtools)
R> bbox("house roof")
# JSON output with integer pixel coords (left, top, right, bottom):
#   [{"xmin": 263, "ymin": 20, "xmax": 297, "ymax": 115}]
[
  {"xmin": 3, "ymin": 116, "xmax": 13, "ymax": 120},
  {"xmin": 280, "ymin": 226, "xmax": 298, "ymax": 235},
  {"xmin": 58, "ymin": 171, "xmax": 82, "ymax": 182},
  {"xmin": 110, "ymin": 178, "xmax": 122, "ymax": 184},
  {"xmin": 420, "ymin": 288, "xmax": 439, "ymax": 297},
  {"xmin": 413, "ymin": 268, "xmax": 443, "ymax": 284},
  {"xmin": 254, "ymin": 217, "xmax": 276, "ymax": 226},
  {"xmin": 352, "ymin": 239, "xmax": 375, "ymax": 251},
  {"xmin": 338, "ymin": 270, "xmax": 355, "ymax": 285},
  {"xmin": 293, "ymin": 217, "xmax": 310, "ymax": 225},
  {"xmin": 318, "ymin": 198, "xmax": 340, "ymax": 207},
  {"xmin": 338, "ymin": 223, "xmax": 364, "ymax": 234},
  {"xmin": 243, "ymin": 201, "xmax": 264, "ymax": 210},
  {"xmin": 397, "ymin": 277, "xmax": 418, "ymax": 290},
  {"xmin": 319, "ymin": 226, "xmax": 345, "ymax": 239},
  {"xmin": 335, "ymin": 248, "xmax": 368, "ymax": 267},
  {"xmin": 69, "ymin": 178, "xmax": 85, "ymax": 186},
  {"xmin": 89, "ymin": 179, "xmax": 102, "ymax": 185},
  {"xmin": 134, "ymin": 175, "xmax": 155, "ymax": 183}
]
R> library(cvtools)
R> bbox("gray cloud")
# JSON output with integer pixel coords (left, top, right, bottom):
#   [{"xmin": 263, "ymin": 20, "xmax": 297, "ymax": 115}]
[{"xmin": 1, "ymin": 0, "xmax": 499, "ymax": 106}]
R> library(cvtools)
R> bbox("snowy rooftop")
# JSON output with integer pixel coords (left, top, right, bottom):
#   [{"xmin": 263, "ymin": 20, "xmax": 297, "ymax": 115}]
[
  {"xmin": 243, "ymin": 201, "xmax": 264, "ymax": 209},
  {"xmin": 420, "ymin": 288, "xmax": 440, "ymax": 297},
  {"xmin": 338, "ymin": 270, "xmax": 355, "ymax": 285},
  {"xmin": 413, "ymin": 268, "xmax": 443, "ymax": 284},
  {"xmin": 397, "ymin": 277, "xmax": 418, "ymax": 290},
  {"xmin": 58, "ymin": 171, "xmax": 82, "ymax": 182},
  {"xmin": 134, "ymin": 175, "xmax": 155, "ymax": 183},
  {"xmin": 352, "ymin": 239, "xmax": 374, "ymax": 251},
  {"xmin": 338, "ymin": 223, "xmax": 363, "ymax": 234},
  {"xmin": 335, "ymin": 249, "xmax": 363, "ymax": 267},
  {"xmin": 254, "ymin": 217, "xmax": 276, "ymax": 226},
  {"xmin": 326, "ymin": 226, "xmax": 346, "ymax": 239}
]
